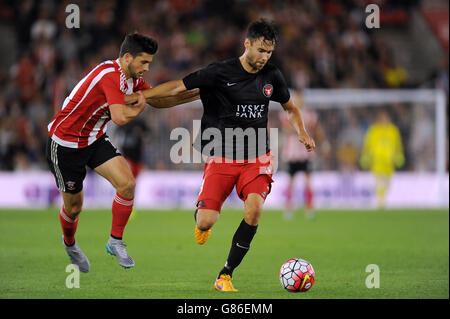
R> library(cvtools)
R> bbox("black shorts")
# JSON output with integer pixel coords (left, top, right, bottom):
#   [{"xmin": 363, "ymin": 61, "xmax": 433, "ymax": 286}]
[
  {"xmin": 287, "ymin": 160, "xmax": 312, "ymax": 176},
  {"xmin": 46, "ymin": 135, "xmax": 121, "ymax": 194}
]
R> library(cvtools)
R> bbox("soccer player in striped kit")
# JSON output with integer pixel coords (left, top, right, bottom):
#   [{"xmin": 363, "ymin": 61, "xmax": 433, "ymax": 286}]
[
  {"xmin": 46, "ymin": 33, "xmax": 198, "ymax": 271},
  {"xmin": 279, "ymin": 92, "xmax": 330, "ymax": 219}
]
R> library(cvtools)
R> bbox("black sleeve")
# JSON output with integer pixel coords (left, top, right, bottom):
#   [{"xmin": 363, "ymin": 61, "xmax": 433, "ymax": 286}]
[
  {"xmin": 271, "ymin": 68, "xmax": 290, "ymax": 104},
  {"xmin": 182, "ymin": 63, "xmax": 219, "ymax": 90}
]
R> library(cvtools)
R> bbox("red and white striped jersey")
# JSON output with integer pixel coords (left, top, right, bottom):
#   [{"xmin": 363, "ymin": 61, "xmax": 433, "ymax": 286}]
[
  {"xmin": 48, "ymin": 59, "xmax": 150, "ymax": 148},
  {"xmin": 279, "ymin": 109, "xmax": 319, "ymax": 161}
]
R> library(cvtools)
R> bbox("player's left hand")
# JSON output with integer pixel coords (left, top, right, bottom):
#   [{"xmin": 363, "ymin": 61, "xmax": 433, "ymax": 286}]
[{"xmin": 299, "ymin": 131, "xmax": 315, "ymax": 152}]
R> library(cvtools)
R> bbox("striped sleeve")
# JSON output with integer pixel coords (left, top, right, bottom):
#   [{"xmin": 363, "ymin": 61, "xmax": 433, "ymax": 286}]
[{"xmin": 100, "ymin": 72, "xmax": 125, "ymax": 105}]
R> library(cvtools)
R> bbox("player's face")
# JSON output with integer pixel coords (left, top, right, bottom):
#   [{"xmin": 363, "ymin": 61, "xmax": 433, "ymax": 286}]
[
  {"xmin": 128, "ymin": 52, "xmax": 153, "ymax": 79},
  {"xmin": 378, "ymin": 111, "xmax": 390, "ymax": 124},
  {"xmin": 245, "ymin": 37, "xmax": 275, "ymax": 72}
]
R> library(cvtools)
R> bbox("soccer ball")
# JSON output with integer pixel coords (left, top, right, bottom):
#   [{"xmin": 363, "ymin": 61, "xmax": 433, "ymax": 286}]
[{"xmin": 279, "ymin": 258, "xmax": 315, "ymax": 292}]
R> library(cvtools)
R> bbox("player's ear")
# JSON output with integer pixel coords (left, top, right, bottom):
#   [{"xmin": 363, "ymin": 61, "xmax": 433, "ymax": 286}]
[
  {"xmin": 123, "ymin": 52, "xmax": 134, "ymax": 64},
  {"xmin": 244, "ymin": 38, "xmax": 251, "ymax": 50}
]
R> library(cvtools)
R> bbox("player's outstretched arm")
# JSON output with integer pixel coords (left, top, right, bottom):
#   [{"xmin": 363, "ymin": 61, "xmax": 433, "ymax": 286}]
[
  {"xmin": 124, "ymin": 80, "xmax": 197, "ymax": 108},
  {"xmin": 110, "ymin": 91, "xmax": 147, "ymax": 126},
  {"xmin": 146, "ymin": 88, "xmax": 200, "ymax": 108},
  {"xmin": 282, "ymin": 97, "xmax": 316, "ymax": 152},
  {"xmin": 125, "ymin": 80, "xmax": 187, "ymax": 104}
]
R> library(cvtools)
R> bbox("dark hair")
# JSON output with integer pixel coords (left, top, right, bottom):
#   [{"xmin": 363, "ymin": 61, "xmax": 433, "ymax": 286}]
[
  {"xmin": 246, "ymin": 19, "xmax": 279, "ymax": 44},
  {"xmin": 119, "ymin": 33, "xmax": 158, "ymax": 57}
]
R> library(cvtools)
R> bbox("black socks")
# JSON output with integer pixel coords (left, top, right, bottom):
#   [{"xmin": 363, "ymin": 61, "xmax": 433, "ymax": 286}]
[{"xmin": 218, "ymin": 219, "xmax": 258, "ymax": 278}]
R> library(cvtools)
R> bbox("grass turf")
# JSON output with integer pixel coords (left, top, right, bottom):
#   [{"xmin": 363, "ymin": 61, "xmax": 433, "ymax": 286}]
[{"xmin": 0, "ymin": 208, "xmax": 448, "ymax": 299}]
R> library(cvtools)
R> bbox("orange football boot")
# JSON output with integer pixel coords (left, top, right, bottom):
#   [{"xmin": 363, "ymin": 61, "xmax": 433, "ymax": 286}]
[
  {"xmin": 214, "ymin": 274, "xmax": 238, "ymax": 292},
  {"xmin": 195, "ymin": 225, "xmax": 211, "ymax": 245}
]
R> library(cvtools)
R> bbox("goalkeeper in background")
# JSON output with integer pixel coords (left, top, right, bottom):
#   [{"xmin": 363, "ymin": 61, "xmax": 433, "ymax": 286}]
[{"xmin": 360, "ymin": 109, "xmax": 405, "ymax": 209}]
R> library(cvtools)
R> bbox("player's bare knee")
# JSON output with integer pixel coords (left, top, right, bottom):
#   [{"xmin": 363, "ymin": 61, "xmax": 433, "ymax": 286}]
[
  {"xmin": 65, "ymin": 205, "xmax": 82, "ymax": 218},
  {"xmin": 128, "ymin": 178, "xmax": 136, "ymax": 193},
  {"xmin": 196, "ymin": 210, "xmax": 218, "ymax": 230},
  {"xmin": 197, "ymin": 221, "xmax": 213, "ymax": 231},
  {"xmin": 197, "ymin": 216, "xmax": 215, "ymax": 230},
  {"xmin": 244, "ymin": 205, "xmax": 263, "ymax": 226},
  {"xmin": 244, "ymin": 212, "xmax": 261, "ymax": 226},
  {"xmin": 117, "ymin": 178, "xmax": 136, "ymax": 198},
  {"xmin": 244, "ymin": 194, "xmax": 264, "ymax": 225}
]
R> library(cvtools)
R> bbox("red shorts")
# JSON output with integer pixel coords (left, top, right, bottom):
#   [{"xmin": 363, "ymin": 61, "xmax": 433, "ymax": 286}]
[{"xmin": 196, "ymin": 152, "xmax": 274, "ymax": 213}]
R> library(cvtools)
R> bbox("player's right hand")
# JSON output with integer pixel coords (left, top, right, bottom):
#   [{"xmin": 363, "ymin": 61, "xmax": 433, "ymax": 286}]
[
  {"xmin": 299, "ymin": 131, "xmax": 316, "ymax": 152},
  {"xmin": 135, "ymin": 90, "xmax": 146, "ymax": 108}
]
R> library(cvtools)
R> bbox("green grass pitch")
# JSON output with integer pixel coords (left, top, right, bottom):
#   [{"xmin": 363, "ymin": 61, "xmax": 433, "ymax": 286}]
[{"xmin": 0, "ymin": 208, "xmax": 448, "ymax": 299}]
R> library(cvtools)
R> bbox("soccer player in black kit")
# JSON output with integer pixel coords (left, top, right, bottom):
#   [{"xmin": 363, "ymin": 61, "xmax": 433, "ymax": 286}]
[{"xmin": 127, "ymin": 19, "xmax": 315, "ymax": 291}]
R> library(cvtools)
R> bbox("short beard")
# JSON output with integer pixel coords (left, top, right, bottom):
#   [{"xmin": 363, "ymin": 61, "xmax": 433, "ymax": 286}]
[
  {"xmin": 127, "ymin": 65, "xmax": 139, "ymax": 80},
  {"xmin": 246, "ymin": 56, "xmax": 261, "ymax": 72}
]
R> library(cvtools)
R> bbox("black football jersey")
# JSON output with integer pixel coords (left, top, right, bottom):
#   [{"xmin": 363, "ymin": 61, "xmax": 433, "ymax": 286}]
[{"xmin": 183, "ymin": 58, "xmax": 290, "ymax": 160}]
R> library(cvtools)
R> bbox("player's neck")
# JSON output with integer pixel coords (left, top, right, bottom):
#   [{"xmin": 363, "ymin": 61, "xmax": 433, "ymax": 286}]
[{"xmin": 239, "ymin": 55, "xmax": 259, "ymax": 74}]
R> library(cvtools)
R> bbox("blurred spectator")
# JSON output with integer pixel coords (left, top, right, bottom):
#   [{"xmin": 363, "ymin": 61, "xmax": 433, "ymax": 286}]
[
  {"xmin": 279, "ymin": 92, "xmax": 330, "ymax": 220},
  {"xmin": 113, "ymin": 117, "xmax": 150, "ymax": 179},
  {"xmin": 30, "ymin": 6, "xmax": 57, "ymax": 42},
  {"xmin": 336, "ymin": 110, "xmax": 364, "ymax": 171},
  {"xmin": 409, "ymin": 104, "xmax": 435, "ymax": 171}
]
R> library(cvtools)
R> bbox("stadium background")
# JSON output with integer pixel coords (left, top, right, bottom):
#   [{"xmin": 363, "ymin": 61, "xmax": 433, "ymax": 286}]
[
  {"xmin": 0, "ymin": 0, "xmax": 448, "ymax": 209},
  {"xmin": 0, "ymin": 0, "xmax": 448, "ymax": 300}
]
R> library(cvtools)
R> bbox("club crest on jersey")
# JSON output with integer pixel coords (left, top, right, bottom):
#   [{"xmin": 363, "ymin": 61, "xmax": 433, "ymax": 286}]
[
  {"xmin": 65, "ymin": 181, "xmax": 76, "ymax": 191},
  {"xmin": 263, "ymin": 84, "xmax": 273, "ymax": 97}
]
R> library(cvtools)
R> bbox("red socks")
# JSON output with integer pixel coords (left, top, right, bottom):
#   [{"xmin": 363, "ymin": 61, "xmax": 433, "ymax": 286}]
[
  {"xmin": 304, "ymin": 186, "xmax": 314, "ymax": 210},
  {"xmin": 60, "ymin": 206, "xmax": 79, "ymax": 246},
  {"xmin": 285, "ymin": 186, "xmax": 293, "ymax": 211},
  {"xmin": 286, "ymin": 186, "xmax": 314, "ymax": 210},
  {"xmin": 60, "ymin": 193, "xmax": 133, "ymax": 244},
  {"xmin": 111, "ymin": 193, "xmax": 134, "ymax": 239}
]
